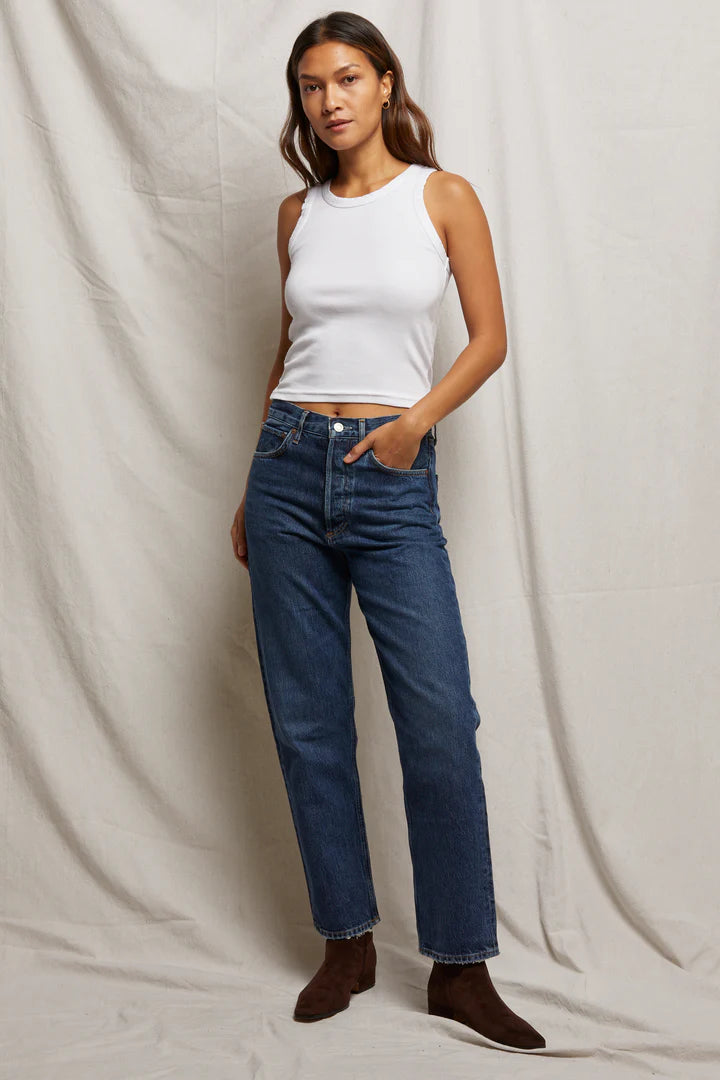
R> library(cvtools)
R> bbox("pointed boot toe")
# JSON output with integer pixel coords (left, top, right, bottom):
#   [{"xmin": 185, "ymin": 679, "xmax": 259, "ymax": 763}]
[
  {"xmin": 427, "ymin": 959, "xmax": 545, "ymax": 1050},
  {"xmin": 293, "ymin": 930, "xmax": 376, "ymax": 1022}
]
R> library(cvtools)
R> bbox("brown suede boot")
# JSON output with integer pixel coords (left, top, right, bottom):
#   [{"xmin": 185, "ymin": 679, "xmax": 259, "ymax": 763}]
[
  {"xmin": 427, "ymin": 960, "xmax": 545, "ymax": 1049},
  {"xmin": 293, "ymin": 930, "xmax": 376, "ymax": 1022}
]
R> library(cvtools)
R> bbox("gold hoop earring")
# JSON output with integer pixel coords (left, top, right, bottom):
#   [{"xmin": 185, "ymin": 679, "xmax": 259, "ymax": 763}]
[{"xmin": 382, "ymin": 99, "xmax": 390, "ymax": 109}]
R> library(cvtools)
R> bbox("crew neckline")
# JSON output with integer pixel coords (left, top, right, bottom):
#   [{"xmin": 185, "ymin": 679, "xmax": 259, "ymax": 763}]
[{"xmin": 322, "ymin": 162, "xmax": 418, "ymax": 207}]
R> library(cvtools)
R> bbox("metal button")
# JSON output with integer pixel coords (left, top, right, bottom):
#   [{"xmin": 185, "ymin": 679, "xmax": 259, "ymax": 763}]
[{"xmin": 333, "ymin": 421, "xmax": 344, "ymax": 431}]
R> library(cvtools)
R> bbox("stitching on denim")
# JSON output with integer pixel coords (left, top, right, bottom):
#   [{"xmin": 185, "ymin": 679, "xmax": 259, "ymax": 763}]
[
  {"xmin": 428, "ymin": 447, "xmax": 441, "ymax": 523},
  {"xmin": 250, "ymin": 593, "xmax": 318, "ymax": 916},
  {"xmin": 380, "ymin": 687, "xmax": 425, "ymax": 950},
  {"xmin": 325, "ymin": 521, "xmax": 348, "ymax": 541},
  {"xmin": 292, "ymin": 410, "xmax": 309, "ymax": 444},
  {"xmin": 476, "ymin": 764, "xmax": 498, "ymax": 931},
  {"xmin": 345, "ymin": 575, "xmax": 379, "ymax": 919},
  {"xmin": 419, "ymin": 943, "xmax": 500, "ymax": 962},
  {"xmin": 315, "ymin": 914, "xmax": 381, "ymax": 938},
  {"xmin": 368, "ymin": 445, "xmax": 428, "ymax": 475},
  {"xmin": 342, "ymin": 450, "xmax": 352, "ymax": 521},
  {"xmin": 323, "ymin": 437, "xmax": 334, "ymax": 533},
  {"xmin": 253, "ymin": 426, "xmax": 296, "ymax": 458}
]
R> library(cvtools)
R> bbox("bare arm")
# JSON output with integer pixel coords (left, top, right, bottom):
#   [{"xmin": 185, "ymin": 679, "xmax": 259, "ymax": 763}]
[
  {"xmin": 231, "ymin": 187, "xmax": 307, "ymax": 565},
  {"xmin": 404, "ymin": 172, "xmax": 507, "ymax": 436},
  {"xmin": 256, "ymin": 188, "xmax": 307, "ymax": 422},
  {"xmin": 244, "ymin": 186, "xmax": 308, "ymax": 492}
]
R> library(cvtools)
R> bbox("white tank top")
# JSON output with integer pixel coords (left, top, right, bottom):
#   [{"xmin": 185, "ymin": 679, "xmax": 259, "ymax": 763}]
[{"xmin": 270, "ymin": 162, "xmax": 453, "ymax": 408}]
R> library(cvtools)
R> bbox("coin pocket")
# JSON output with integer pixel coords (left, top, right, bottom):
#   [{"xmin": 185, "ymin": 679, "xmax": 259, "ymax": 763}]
[{"xmin": 253, "ymin": 424, "xmax": 296, "ymax": 458}]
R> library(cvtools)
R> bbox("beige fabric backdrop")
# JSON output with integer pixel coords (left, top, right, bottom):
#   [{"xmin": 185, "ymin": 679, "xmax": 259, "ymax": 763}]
[{"xmin": 1, "ymin": 1, "xmax": 719, "ymax": 1076}]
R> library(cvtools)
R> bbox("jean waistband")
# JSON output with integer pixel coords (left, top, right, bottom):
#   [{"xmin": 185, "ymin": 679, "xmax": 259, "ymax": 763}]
[{"xmin": 266, "ymin": 399, "xmax": 437, "ymax": 443}]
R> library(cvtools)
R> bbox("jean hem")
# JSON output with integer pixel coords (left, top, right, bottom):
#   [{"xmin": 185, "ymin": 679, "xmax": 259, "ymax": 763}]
[
  {"xmin": 314, "ymin": 915, "xmax": 380, "ymax": 939},
  {"xmin": 419, "ymin": 943, "xmax": 500, "ymax": 962}
]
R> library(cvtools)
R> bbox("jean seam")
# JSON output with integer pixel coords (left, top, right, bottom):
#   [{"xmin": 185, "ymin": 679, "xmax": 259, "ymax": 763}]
[
  {"xmin": 314, "ymin": 914, "xmax": 381, "ymax": 938},
  {"xmin": 345, "ymin": 573, "xmax": 379, "ymax": 921},
  {"xmin": 419, "ymin": 943, "xmax": 500, "ymax": 962},
  {"xmin": 253, "ymin": 426, "xmax": 296, "ymax": 458},
  {"xmin": 368, "ymin": 446, "xmax": 428, "ymax": 475},
  {"xmin": 250, "ymin": 593, "xmax": 317, "ymax": 918}
]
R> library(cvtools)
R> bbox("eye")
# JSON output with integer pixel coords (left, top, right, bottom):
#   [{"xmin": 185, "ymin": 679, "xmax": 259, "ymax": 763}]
[{"xmin": 302, "ymin": 75, "xmax": 359, "ymax": 93}]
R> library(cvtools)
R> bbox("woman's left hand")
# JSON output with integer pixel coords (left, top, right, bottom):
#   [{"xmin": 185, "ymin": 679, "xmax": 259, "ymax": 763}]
[{"xmin": 343, "ymin": 417, "xmax": 425, "ymax": 470}]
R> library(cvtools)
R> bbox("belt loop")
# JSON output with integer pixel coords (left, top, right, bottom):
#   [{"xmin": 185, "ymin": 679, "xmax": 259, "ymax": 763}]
[
  {"xmin": 431, "ymin": 423, "xmax": 437, "ymax": 445},
  {"xmin": 293, "ymin": 409, "xmax": 309, "ymax": 443},
  {"xmin": 359, "ymin": 417, "xmax": 366, "ymax": 442}
]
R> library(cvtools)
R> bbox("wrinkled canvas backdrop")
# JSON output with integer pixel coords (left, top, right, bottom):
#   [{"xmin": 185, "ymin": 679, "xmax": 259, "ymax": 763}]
[{"xmin": 1, "ymin": 1, "xmax": 719, "ymax": 1077}]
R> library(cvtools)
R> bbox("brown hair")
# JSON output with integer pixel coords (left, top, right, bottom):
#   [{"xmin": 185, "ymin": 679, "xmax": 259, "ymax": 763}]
[{"xmin": 279, "ymin": 11, "xmax": 442, "ymax": 188}]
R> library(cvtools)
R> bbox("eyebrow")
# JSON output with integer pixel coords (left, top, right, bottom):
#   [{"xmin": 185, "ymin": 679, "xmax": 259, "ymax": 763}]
[{"xmin": 297, "ymin": 63, "xmax": 361, "ymax": 81}]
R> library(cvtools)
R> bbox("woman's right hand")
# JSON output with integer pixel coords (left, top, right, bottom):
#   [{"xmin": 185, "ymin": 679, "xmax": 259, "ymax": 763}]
[{"xmin": 231, "ymin": 495, "xmax": 249, "ymax": 570}]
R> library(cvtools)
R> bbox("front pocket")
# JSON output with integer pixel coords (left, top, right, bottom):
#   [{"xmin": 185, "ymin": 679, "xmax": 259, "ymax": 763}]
[
  {"xmin": 253, "ymin": 424, "xmax": 296, "ymax": 458},
  {"xmin": 367, "ymin": 436, "xmax": 429, "ymax": 475}
]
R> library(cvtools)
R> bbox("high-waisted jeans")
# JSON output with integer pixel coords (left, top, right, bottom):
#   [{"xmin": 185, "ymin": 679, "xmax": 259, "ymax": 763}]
[{"xmin": 244, "ymin": 398, "xmax": 499, "ymax": 963}]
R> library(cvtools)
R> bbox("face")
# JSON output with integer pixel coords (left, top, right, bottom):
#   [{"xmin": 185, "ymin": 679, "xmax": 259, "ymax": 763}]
[{"xmin": 297, "ymin": 41, "xmax": 392, "ymax": 148}]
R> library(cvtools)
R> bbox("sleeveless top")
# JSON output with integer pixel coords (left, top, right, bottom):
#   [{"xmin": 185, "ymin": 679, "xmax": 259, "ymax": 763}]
[{"xmin": 270, "ymin": 162, "xmax": 453, "ymax": 408}]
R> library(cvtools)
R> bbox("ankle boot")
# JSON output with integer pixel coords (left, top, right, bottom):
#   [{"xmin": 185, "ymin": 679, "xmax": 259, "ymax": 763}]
[
  {"xmin": 427, "ymin": 960, "xmax": 545, "ymax": 1049},
  {"xmin": 293, "ymin": 930, "xmax": 376, "ymax": 1022}
]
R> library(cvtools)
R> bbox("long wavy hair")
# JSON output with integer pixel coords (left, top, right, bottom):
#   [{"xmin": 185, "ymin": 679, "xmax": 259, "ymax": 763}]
[{"xmin": 279, "ymin": 11, "xmax": 442, "ymax": 188}]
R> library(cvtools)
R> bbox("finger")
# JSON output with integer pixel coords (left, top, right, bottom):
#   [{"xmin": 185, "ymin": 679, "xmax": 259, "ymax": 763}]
[{"xmin": 343, "ymin": 442, "xmax": 366, "ymax": 463}]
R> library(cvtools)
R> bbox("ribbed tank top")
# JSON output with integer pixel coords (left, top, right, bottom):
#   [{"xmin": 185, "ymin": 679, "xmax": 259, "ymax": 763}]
[{"xmin": 270, "ymin": 162, "xmax": 453, "ymax": 408}]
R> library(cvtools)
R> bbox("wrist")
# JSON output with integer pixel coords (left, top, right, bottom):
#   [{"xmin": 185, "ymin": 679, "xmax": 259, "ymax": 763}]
[{"xmin": 401, "ymin": 409, "xmax": 436, "ymax": 438}]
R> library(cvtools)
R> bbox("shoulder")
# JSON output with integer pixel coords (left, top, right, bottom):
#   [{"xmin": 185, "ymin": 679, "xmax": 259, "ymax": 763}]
[
  {"xmin": 277, "ymin": 186, "xmax": 318, "ymax": 261},
  {"xmin": 423, "ymin": 169, "xmax": 488, "ymax": 234},
  {"xmin": 278, "ymin": 186, "xmax": 311, "ymax": 226},
  {"xmin": 424, "ymin": 169, "xmax": 482, "ymax": 206}
]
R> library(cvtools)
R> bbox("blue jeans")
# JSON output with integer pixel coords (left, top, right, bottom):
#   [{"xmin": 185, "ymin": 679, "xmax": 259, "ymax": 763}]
[{"xmin": 244, "ymin": 399, "xmax": 500, "ymax": 963}]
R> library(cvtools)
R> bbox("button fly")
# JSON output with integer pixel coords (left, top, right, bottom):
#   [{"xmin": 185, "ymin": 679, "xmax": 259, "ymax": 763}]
[{"xmin": 333, "ymin": 421, "xmax": 344, "ymax": 431}]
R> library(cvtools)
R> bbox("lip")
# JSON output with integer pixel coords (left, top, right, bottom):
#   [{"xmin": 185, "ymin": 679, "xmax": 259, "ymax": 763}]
[{"xmin": 326, "ymin": 119, "xmax": 352, "ymax": 130}]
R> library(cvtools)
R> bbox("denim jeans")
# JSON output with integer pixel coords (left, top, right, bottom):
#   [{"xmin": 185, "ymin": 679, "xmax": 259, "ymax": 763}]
[{"xmin": 244, "ymin": 398, "xmax": 499, "ymax": 963}]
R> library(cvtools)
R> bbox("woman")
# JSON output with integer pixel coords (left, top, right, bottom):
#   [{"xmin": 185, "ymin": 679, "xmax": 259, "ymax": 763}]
[{"xmin": 231, "ymin": 12, "xmax": 545, "ymax": 1051}]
